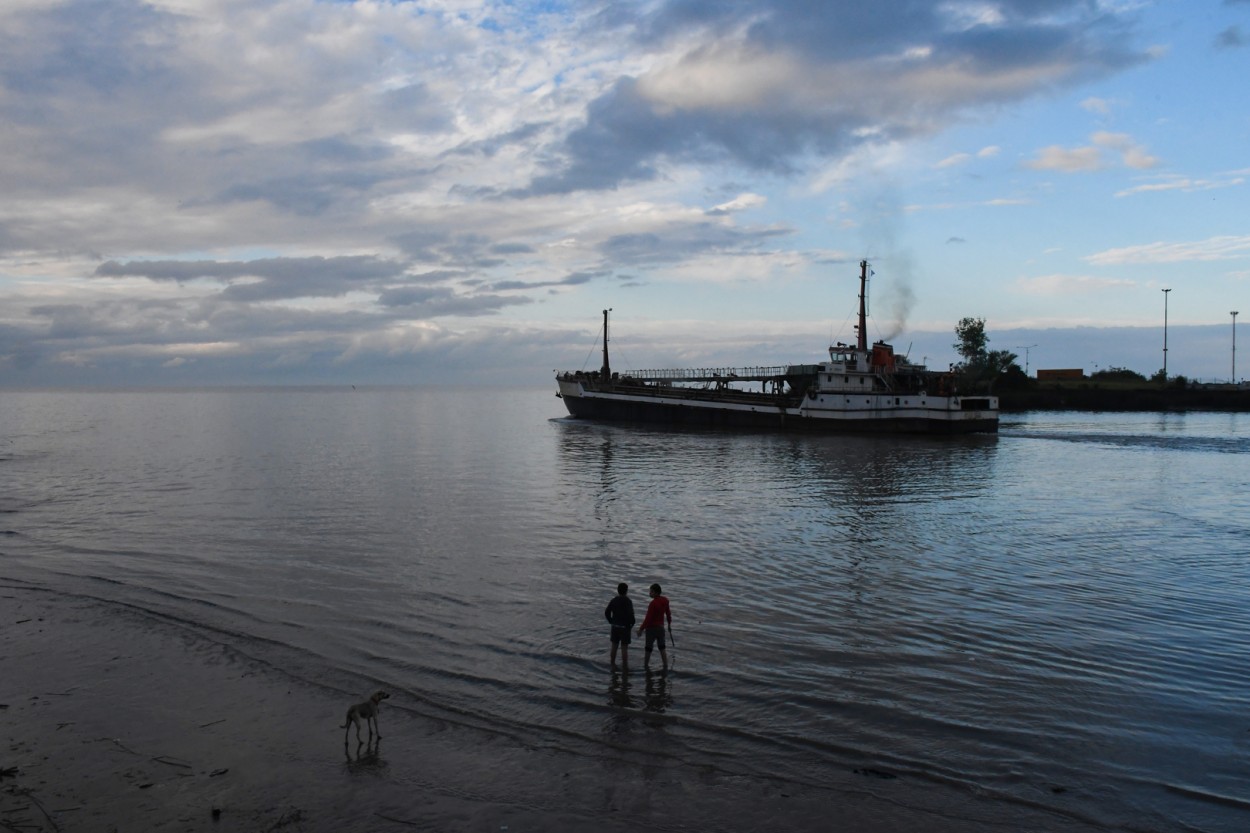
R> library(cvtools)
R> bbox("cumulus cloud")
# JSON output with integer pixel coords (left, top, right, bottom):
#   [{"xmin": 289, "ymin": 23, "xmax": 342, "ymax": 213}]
[
  {"xmin": 932, "ymin": 146, "xmax": 1000, "ymax": 170},
  {"xmin": 936, "ymin": 153, "xmax": 973, "ymax": 169},
  {"xmin": 706, "ymin": 193, "xmax": 767, "ymax": 215},
  {"xmin": 519, "ymin": 0, "xmax": 1151, "ymax": 194},
  {"xmin": 1016, "ymin": 273, "xmax": 1137, "ymax": 295},
  {"xmin": 1092, "ymin": 132, "xmax": 1160, "ymax": 169},
  {"xmin": 1080, "ymin": 97, "xmax": 1113, "ymax": 115},
  {"xmin": 1026, "ymin": 144, "xmax": 1105, "ymax": 172},
  {"xmin": 1026, "ymin": 131, "xmax": 1159, "ymax": 173},
  {"xmin": 1086, "ymin": 235, "xmax": 1250, "ymax": 265}
]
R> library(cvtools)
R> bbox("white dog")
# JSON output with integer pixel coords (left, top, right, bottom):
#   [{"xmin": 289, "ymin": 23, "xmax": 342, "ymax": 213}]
[{"xmin": 340, "ymin": 690, "xmax": 389, "ymax": 744}]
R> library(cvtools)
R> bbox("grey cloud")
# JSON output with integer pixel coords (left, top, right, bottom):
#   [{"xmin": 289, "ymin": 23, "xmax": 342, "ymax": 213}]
[
  {"xmin": 389, "ymin": 230, "xmax": 447, "ymax": 260},
  {"xmin": 30, "ymin": 302, "xmax": 126, "ymax": 340},
  {"xmin": 391, "ymin": 231, "xmax": 514, "ymax": 269},
  {"xmin": 0, "ymin": 1, "xmax": 179, "ymax": 99},
  {"xmin": 30, "ymin": 297, "xmax": 230, "ymax": 345},
  {"xmin": 0, "ymin": 1, "xmax": 446, "ymax": 231},
  {"xmin": 447, "ymin": 122, "xmax": 550, "ymax": 159},
  {"xmin": 0, "ymin": 222, "xmax": 23, "ymax": 256},
  {"xmin": 631, "ymin": 0, "xmax": 1101, "ymax": 57},
  {"xmin": 491, "ymin": 243, "xmax": 536, "ymax": 255},
  {"xmin": 0, "ymin": 2, "xmax": 198, "ymax": 196},
  {"xmin": 0, "ymin": 322, "xmax": 43, "ymax": 372},
  {"xmin": 376, "ymin": 286, "xmax": 451, "ymax": 306},
  {"xmin": 516, "ymin": 79, "xmax": 666, "ymax": 195},
  {"xmin": 599, "ymin": 223, "xmax": 790, "ymax": 267},
  {"xmin": 521, "ymin": 0, "xmax": 1152, "ymax": 194},
  {"xmin": 207, "ymin": 176, "xmax": 366, "ymax": 218},
  {"xmin": 96, "ymin": 255, "xmax": 408, "ymax": 301},
  {"xmin": 190, "ymin": 138, "xmax": 410, "ymax": 217},
  {"xmin": 375, "ymin": 289, "xmax": 532, "ymax": 316},
  {"xmin": 409, "ymin": 269, "xmax": 470, "ymax": 284},
  {"xmin": 23, "ymin": 287, "xmax": 519, "ymax": 358},
  {"xmin": 380, "ymin": 83, "xmax": 455, "ymax": 132},
  {"xmin": 489, "ymin": 270, "xmax": 604, "ymax": 291},
  {"xmin": 96, "ymin": 255, "xmax": 404, "ymax": 282}
]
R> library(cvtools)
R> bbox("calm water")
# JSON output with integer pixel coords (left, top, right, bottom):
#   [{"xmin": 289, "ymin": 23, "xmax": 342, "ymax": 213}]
[{"xmin": 2, "ymin": 388, "xmax": 1249, "ymax": 830}]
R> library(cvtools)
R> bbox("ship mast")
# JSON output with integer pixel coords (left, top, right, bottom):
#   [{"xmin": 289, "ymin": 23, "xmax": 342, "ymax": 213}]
[
  {"xmin": 601, "ymin": 308, "xmax": 611, "ymax": 378},
  {"xmin": 857, "ymin": 260, "xmax": 869, "ymax": 351}
]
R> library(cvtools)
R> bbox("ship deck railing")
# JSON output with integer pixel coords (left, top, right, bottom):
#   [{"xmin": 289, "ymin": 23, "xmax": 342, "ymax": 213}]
[{"xmin": 615, "ymin": 366, "xmax": 793, "ymax": 383}]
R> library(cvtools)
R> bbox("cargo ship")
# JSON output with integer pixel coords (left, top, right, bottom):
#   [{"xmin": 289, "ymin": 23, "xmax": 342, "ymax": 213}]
[{"xmin": 555, "ymin": 261, "xmax": 998, "ymax": 433}]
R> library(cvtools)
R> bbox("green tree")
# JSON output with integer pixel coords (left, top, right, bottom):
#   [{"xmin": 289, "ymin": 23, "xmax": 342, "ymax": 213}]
[
  {"xmin": 1091, "ymin": 367, "xmax": 1147, "ymax": 383},
  {"xmin": 995, "ymin": 360, "xmax": 1032, "ymax": 390},
  {"xmin": 952, "ymin": 318, "xmax": 1020, "ymax": 392},
  {"xmin": 953, "ymin": 317, "xmax": 988, "ymax": 364},
  {"xmin": 985, "ymin": 348, "xmax": 1019, "ymax": 378}
]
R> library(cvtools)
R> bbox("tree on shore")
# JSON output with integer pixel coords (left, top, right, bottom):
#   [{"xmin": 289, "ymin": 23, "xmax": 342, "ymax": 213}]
[
  {"xmin": 1092, "ymin": 367, "xmax": 1147, "ymax": 383},
  {"xmin": 954, "ymin": 317, "xmax": 988, "ymax": 364},
  {"xmin": 953, "ymin": 317, "xmax": 1021, "ymax": 391}
]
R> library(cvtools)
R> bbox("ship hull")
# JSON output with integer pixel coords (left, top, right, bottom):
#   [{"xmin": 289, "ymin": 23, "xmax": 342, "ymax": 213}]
[{"xmin": 557, "ymin": 380, "xmax": 998, "ymax": 434}]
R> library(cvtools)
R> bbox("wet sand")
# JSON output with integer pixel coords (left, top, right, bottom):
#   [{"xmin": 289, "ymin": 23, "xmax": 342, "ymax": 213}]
[{"xmin": 1, "ymin": 584, "xmax": 1104, "ymax": 832}]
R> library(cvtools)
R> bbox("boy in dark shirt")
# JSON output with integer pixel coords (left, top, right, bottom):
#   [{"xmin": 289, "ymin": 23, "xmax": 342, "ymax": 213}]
[{"xmin": 604, "ymin": 582, "xmax": 635, "ymax": 669}]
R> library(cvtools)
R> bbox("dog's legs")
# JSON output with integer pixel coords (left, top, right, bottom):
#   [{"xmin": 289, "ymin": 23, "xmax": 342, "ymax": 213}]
[{"xmin": 343, "ymin": 710, "xmax": 364, "ymax": 745}]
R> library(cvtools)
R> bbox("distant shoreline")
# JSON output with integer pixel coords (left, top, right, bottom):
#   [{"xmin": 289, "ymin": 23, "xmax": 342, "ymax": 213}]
[{"xmin": 999, "ymin": 385, "xmax": 1250, "ymax": 412}]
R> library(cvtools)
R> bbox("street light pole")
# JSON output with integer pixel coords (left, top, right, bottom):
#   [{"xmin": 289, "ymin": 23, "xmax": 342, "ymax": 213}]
[
  {"xmin": 1233, "ymin": 311, "xmax": 1240, "ymax": 383},
  {"xmin": 1161, "ymin": 288, "xmax": 1171, "ymax": 379},
  {"xmin": 1015, "ymin": 344, "xmax": 1038, "ymax": 376}
]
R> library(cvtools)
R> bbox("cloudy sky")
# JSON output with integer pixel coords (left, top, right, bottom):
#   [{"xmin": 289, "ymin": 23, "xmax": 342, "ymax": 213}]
[{"xmin": 2, "ymin": 0, "xmax": 1248, "ymax": 387}]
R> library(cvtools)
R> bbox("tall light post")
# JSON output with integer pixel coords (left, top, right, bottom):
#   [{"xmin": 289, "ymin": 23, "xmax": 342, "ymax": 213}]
[
  {"xmin": 1233, "ymin": 311, "xmax": 1240, "ymax": 383},
  {"xmin": 1016, "ymin": 344, "xmax": 1038, "ymax": 376},
  {"xmin": 1161, "ymin": 288, "xmax": 1171, "ymax": 379}
]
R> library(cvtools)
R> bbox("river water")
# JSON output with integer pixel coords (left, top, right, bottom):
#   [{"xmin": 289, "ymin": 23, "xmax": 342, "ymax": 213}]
[{"xmin": 1, "ymin": 388, "xmax": 1247, "ymax": 831}]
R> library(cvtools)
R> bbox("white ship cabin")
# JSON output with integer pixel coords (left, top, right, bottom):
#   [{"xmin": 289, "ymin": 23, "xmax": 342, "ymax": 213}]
[{"xmin": 815, "ymin": 342, "xmax": 901, "ymax": 393}]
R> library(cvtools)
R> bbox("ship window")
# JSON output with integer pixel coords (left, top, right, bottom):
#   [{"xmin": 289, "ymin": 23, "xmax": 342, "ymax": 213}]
[
  {"xmin": 895, "ymin": 398, "xmax": 900, "ymax": 405},
  {"xmin": 844, "ymin": 376, "xmax": 849, "ymax": 383}
]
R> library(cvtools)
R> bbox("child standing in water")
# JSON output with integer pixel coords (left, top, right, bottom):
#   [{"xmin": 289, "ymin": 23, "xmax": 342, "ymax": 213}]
[
  {"xmin": 636, "ymin": 583, "xmax": 672, "ymax": 671},
  {"xmin": 604, "ymin": 582, "xmax": 635, "ymax": 669}
]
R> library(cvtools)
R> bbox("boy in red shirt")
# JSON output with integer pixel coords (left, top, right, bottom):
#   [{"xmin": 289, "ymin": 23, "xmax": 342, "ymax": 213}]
[{"xmin": 636, "ymin": 583, "xmax": 672, "ymax": 671}]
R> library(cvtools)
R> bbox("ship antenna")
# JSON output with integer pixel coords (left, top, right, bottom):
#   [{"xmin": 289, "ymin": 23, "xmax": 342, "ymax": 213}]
[
  {"xmin": 857, "ymin": 260, "xmax": 869, "ymax": 351},
  {"xmin": 601, "ymin": 308, "xmax": 612, "ymax": 378}
]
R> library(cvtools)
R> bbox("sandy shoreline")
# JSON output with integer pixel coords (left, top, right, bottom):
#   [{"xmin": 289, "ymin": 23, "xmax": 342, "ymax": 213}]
[{"xmin": 1, "ymin": 583, "xmax": 1106, "ymax": 832}]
